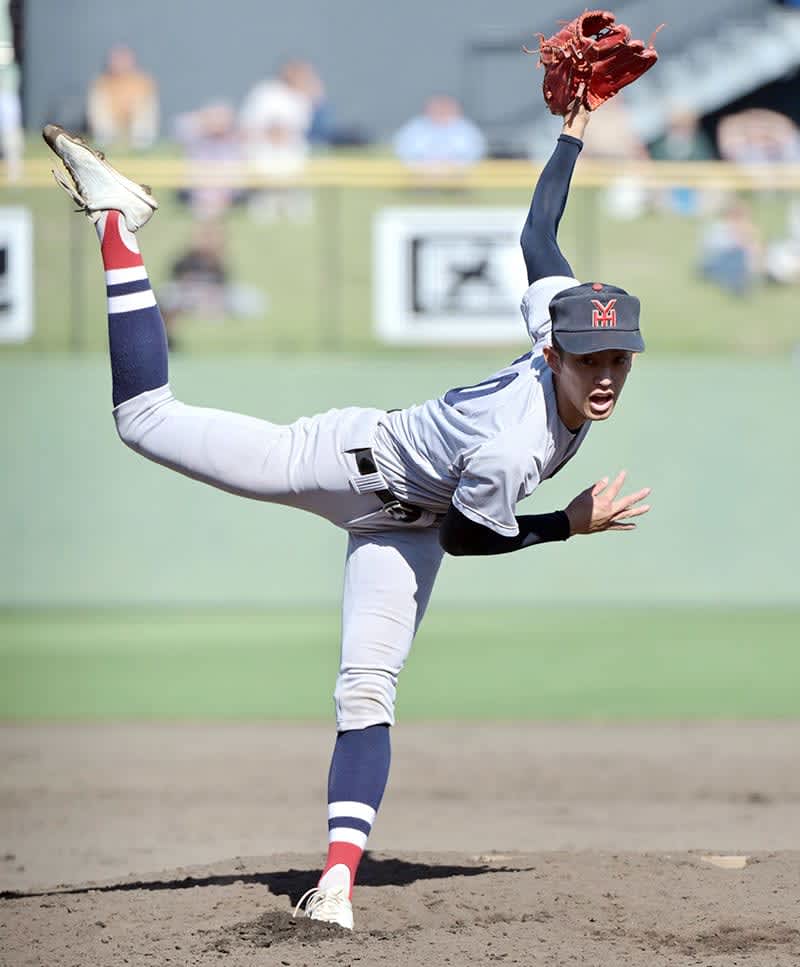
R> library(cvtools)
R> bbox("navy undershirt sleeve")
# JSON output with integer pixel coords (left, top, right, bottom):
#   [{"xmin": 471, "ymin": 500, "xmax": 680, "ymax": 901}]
[
  {"xmin": 439, "ymin": 503, "xmax": 570, "ymax": 556},
  {"xmin": 520, "ymin": 134, "xmax": 583, "ymax": 285}
]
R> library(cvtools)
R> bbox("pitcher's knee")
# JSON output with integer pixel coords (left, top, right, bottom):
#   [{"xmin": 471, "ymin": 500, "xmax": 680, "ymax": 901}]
[
  {"xmin": 113, "ymin": 384, "xmax": 176, "ymax": 448},
  {"xmin": 334, "ymin": 667, "xmax": 397, "ymax": 731}
]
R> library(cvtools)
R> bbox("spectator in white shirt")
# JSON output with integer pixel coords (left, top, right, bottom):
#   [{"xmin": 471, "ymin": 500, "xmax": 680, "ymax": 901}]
[
  {"xmin": 240, "ymin": 62, "xmax": 312, "ymax": 176},
  {"xmin": 239, "ymin": 61, "xmax": 316, "ymax": 221}
]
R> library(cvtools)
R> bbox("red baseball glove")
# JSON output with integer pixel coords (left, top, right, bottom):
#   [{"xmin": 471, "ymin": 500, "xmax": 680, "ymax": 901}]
[{"xmin": 530, "ymin": 10, "xmax": 662, "ymax": 116}]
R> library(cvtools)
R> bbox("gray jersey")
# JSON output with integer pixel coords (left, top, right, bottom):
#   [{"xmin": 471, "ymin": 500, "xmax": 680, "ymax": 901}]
[{"xmin": 373, "ymin": 348, "xmax": 590, "ymax": 536}]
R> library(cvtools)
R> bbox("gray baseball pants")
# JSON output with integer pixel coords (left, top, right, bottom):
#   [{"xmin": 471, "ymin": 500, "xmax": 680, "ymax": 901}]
[{"xmin": 114, "ymin": 384, "xmax": 444, "ymax": 730}]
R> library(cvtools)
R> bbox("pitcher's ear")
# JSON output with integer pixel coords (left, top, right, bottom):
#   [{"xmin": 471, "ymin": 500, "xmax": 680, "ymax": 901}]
[{"xmin": 542, "ymin": 344, "xmax": 561, "ymax": 374}]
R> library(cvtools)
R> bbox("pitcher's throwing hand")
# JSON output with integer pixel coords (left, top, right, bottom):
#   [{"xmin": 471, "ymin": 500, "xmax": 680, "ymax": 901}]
[{"xmin": 565, "ymin": 470, "xmax": 652, "ymax": 535}]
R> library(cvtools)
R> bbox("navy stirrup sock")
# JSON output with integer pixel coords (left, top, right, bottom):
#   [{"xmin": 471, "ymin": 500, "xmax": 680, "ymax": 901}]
[
  {"xmin": 521, "ymin": 134, "xmax": 583, "ymax": 284},
  {"xmin": 319, "ymin": 724, "xmax": 391, "ymax": 897},
  {"xmin": 96, "ymin": 211, "xmax": 169, "ymax": 407}
]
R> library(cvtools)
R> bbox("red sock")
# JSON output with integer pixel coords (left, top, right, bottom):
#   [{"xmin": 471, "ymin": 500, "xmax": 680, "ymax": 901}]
[
  {"xmin": 96, "ymin": 211, "xmax": 144, "ymax": 270},
  {"xmin": 318, "ymin": 842, "xmax": 363, "ymax": 898}
]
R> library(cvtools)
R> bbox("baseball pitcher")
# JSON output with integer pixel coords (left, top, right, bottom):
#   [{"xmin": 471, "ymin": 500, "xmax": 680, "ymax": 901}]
[{"xmin": 43, "ymin": 11, "xmax": 657, "ymax": 931}]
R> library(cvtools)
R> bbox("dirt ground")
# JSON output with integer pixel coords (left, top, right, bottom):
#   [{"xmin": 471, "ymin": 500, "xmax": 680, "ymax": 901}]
[{"xmin": 2, "ymin": 722, "xmax": 800, "ymax": 966}]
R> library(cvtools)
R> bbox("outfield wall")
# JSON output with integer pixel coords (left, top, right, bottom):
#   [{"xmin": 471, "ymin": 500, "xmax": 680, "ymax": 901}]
[{"xmin": 2, "ymin": 355, "xmax": 797, "ymax": 608}]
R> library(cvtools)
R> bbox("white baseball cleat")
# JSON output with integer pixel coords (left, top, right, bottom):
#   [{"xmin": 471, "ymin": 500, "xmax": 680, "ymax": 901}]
[
  {"xmin": 42, "ymin": 124, "xmax": 158, "ymax": 233},
  {"xmin": 293, "ymin": 885, "xmax": 354, "ymax": 931}
]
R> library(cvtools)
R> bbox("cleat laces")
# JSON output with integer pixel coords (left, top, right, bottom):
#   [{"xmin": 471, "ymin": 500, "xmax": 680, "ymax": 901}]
[{"xmin": 293, "ymin": 885, "xmax": 352, "ymax": 928}]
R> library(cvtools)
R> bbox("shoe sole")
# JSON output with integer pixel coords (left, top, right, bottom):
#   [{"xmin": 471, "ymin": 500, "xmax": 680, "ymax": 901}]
[{"xmin": 42, "ymin": 124, "xmax": 158, "ymax": 211}]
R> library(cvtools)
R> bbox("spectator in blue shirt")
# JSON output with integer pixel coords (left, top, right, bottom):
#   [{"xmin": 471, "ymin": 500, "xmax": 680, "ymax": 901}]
[{"xmin": 393, "ymin": 95, "xmax": 487, "ymax": 168}]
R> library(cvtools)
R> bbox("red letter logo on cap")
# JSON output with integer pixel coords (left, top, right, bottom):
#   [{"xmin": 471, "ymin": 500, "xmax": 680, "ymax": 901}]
[{"xmin": 591, "ymin": 299, "xmax": 617, "ymax": 328}]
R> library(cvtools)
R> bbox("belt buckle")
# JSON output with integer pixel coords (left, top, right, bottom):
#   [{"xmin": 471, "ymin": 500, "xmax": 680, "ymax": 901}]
[{"xmin": 384, "ymin": 499, "xmax": 421, "ymax": 523}]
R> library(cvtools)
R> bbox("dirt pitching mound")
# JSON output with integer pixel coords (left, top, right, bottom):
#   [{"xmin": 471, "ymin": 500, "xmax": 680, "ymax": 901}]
[
  {"xmin": 3, "ymin": 850, "xmax": 800, "ymax": 966},
  {"xmin": 3, "ymin": 723, "xmax": 800, "ymax": 965}
]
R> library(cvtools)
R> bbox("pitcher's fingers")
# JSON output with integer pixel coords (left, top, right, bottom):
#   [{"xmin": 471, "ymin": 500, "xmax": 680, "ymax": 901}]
[
  {"xmin": 591, "ymin": 476, "xmax": 610, "ymax": 496},
  {"xmin": 613, "ymin": 504, "xmax": 651, "ymax": 521},
  {"xmin": 617, "ymin": 487, "xmax": 652, "ymax": 509},
  {"xmin": 608, "ymin": 522, "xmax": 637, "ymax": 531},
  {"xmin": 605, "ymin": 469, "xmax": 627, "ymax": 500}
]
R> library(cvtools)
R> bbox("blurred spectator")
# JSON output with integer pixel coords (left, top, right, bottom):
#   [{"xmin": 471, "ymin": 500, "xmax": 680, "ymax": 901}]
[
  {"xmin": 240, "ymin": 61, "xmax": 315, "ymax": 221},
  {"xmin": 765, "ymin": 200, "xmax": 800, "ymax": 284},
  {"xmin": 158, "ymin": 223, "xmax": 267, "ymax": 348},
  {"xmin": 240, "ymin": 59, "xmax": 362, "ymax": 149},
  {"xmin": 580, "ymin": 96, "xmax": 650, "ymax": 219},
  {"xmin": 0, "ymin": 56, "xmax": 21, "ymax": 183},
  {"xmin": 649, "ymin": 105, "xmax": 716, "ymax": 216},
  {"xmin": 87, "ymin": 45, "xmax": 159, "ymax": 150},
  {"xmin": 0, "ymin": 0, "xmax": 21, "ymax": 181},
  {"xmin": 282, "ymin": 60, "xmax": 334, "ymax": 146},
  {"xmin": 581, "ymin": 96, "xmax": 649, "ymax": 161},
  {"xmin": 174, "ymin": 101, "xmax": 245, "ymax": 220},
  {"xmin": 717, "ymin": 109, "xmax": 800, "ymax": 164},
  {"xmin": 650, "ymin": 106, "xmax": 715, "ymax": 164},
  {"xmin": 240, "ymin": 61, "xmax": 312, "ymax": 166},
  {"xmin": 699, "ymin": 201, "xmax": 762, "ymax": 296},
  {"xmin": 393, "ymin": 96, "xmax": 487, "ymax": 169}
]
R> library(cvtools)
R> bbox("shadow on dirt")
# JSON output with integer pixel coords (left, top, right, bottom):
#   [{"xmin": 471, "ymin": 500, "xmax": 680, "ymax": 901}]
[{"xmin": 0, "ymin": 853, "xmax": 529, "ymax": 906}]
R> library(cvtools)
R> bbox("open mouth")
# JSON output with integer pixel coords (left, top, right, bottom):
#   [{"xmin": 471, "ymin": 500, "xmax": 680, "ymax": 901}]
[{"xmin": 588, "ymin": 393, "xmax": 615, "ymax": 415}]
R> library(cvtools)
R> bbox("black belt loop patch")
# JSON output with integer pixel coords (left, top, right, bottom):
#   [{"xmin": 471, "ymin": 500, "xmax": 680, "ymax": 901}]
[{"xmin": 347, "ymin": 447, "xmax": 423, "ymax": 523}]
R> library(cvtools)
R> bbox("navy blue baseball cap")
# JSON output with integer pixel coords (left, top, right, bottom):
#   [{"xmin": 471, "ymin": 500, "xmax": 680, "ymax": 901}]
[{"xmin": 549, "ymin": 282, "xmax": 645, "ymax": 354}]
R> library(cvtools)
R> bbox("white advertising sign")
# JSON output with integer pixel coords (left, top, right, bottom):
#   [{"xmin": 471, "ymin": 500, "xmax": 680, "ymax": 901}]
[
  {"xmin": 0, "ymin": 206, "xmax": 33, "ymax": 343},
  {"xmin": 374, "ymin": 207, "xmax": 529, "ymax": 345}
]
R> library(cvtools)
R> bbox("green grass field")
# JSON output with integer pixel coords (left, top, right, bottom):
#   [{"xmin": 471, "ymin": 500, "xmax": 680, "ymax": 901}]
[{"xmin": 2, "ymin": 606, "xmax": 798, "ymax": 721}]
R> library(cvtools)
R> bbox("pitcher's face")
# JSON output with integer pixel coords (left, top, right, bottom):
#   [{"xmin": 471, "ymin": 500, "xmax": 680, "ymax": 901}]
[{"xmin": 543, "ymin": 346, "xmax": 634, "ymax": 430}]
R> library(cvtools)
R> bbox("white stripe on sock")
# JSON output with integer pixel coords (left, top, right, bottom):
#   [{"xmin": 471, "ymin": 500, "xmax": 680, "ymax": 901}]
[
  {"xmin": 108, "ymin": 290, "xmax": 157, "ymax": 314},
  {"xmin": 105, "ymin": 266, "xmax": 148, "ymax": 285},
  {"xmin": 328, "ymin": 827, "xmax": 368, "ymax": 849},
  {"xmin": 328, "ymin": 801, "xmax": 376, "ymax": 824}
]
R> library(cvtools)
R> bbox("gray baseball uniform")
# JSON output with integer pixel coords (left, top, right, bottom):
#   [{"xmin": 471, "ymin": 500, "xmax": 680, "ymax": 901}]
[{"xmin": 113, "ymin": 275, "xmax": 587, "ymax": 730}]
